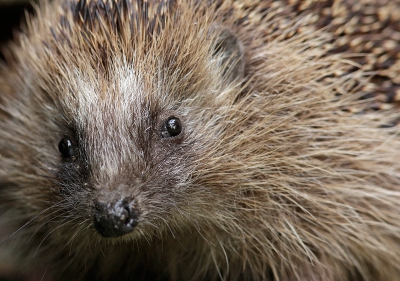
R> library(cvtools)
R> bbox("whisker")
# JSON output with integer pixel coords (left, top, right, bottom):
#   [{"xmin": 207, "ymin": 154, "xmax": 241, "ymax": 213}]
[
  {"xmin": 26, "ymin": 211, "xmax": 66, "ymax": 244},
  {"xmin": 62, "ymin": 219, "xmax": 89, "ymax": 254},
  {"xmin": 0, "ymin": 200, "xmax": 68, "ymax": 246},
  {"xmin": 33, "ymin": 216, "xmax": 79, "ymax": 257}
]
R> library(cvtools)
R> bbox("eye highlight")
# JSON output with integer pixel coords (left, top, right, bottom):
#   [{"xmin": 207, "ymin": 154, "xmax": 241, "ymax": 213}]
[
  {"xmin": 58, "ymin": 136, "xmax": 75, "ymax": 158},
  {"xmin": 161, "ymin": 117, "xmax": 182, "ymax": 138}
]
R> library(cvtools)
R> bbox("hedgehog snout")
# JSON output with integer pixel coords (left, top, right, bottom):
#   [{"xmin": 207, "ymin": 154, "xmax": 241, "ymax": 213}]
[{"xmin": 93, "ymin": 198, "xmax": 138, "ymax": 238}]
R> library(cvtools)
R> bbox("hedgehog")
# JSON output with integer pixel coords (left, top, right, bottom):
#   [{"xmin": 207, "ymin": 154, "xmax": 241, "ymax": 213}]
[{"xmin": 1, "ymin": 0, "xmax": 400, "ymax": 280}]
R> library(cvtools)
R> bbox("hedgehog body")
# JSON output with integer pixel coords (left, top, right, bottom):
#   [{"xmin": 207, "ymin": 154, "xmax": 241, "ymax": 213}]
[{"xmin": 1, "ymin": 0, "xmax": 400, "ymax": 280}]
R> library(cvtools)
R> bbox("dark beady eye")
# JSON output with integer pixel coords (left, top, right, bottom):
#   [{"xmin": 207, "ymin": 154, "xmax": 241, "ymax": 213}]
[
  {"xmin": 58, "ymin": 136, "xmax": 75, "ymax": 158},
  {"xmin": 161, "ymin": 117, "xmax": 182, "ymax": 138}
]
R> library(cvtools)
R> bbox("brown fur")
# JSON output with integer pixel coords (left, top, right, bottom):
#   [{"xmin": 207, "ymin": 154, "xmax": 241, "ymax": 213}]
[{"xmin": 1, "ymin": 0, "xmax": 400, "ymax": 280}]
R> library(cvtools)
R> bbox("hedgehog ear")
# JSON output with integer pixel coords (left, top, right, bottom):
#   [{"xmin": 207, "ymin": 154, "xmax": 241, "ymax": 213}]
[{"xmin": 211, "ymin": 27, "xmax": 245, "ymax": 83}]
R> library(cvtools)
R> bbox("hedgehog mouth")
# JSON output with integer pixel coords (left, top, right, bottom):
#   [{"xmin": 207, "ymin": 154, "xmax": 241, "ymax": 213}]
[{"xmin": 93, "ymin": 198, "xmax": 139, "ymax": 238}]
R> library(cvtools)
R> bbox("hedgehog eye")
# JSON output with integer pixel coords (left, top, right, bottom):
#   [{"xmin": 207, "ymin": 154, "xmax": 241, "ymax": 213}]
[
  {"xmin": 161, "ymin": 117, "xmax": 182, "ymax": 138},
  {"xmin": 58, "ymin": 136, "xmax": 75, "ymax": 158}
]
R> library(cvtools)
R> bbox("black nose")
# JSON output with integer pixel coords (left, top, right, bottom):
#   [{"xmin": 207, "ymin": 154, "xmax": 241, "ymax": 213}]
[{"xmin": 93, "ymin": 198, "xmax": 138, "ymax": 238}]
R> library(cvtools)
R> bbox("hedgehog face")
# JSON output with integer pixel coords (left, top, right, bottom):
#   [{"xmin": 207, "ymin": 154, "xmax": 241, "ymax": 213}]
[
  {"xmin": 52, "ymin": 69, "xmax": 197, "ymax": 238},
  {"xmin": 34, "ymin": 0, "xmax": 246, "ymax": 240},
  {"xmin": 55, "ymin": 111, "xmax": 191, "ymax": 238}
]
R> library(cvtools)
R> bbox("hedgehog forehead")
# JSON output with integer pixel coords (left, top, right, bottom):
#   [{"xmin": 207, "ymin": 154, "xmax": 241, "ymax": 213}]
[
  {"xmin": 67, "ymin": 65, "xmax": 159, "ymax": 169},
  {"xmin": 68, "ymin": 63, "xmax": 159, "ymax": 128}
]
